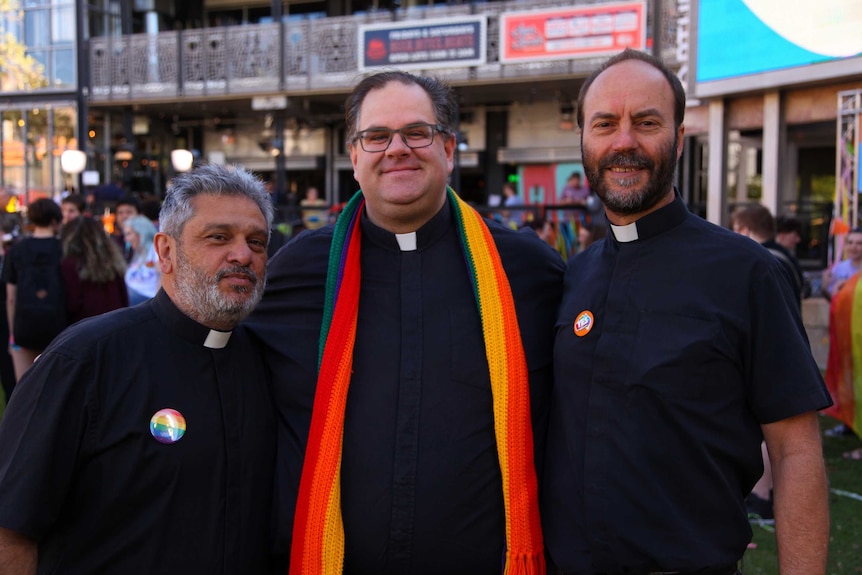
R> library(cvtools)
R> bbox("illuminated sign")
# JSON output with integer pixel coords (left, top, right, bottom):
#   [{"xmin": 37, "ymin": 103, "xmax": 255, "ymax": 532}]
[
  {"xmin": 358, "ymin": 17, "xmax": 486, "ymax": 71},
  {"xmin": 499, "ymin": 1, "xmax": 646, "ymax": 64}
]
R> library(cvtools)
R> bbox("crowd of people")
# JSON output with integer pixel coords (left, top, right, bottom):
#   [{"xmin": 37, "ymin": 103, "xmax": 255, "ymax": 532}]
[
  {"xmin": 0, "ymin": 50, "xmax": 848, "ymax": 575},
  {"xmin": 0, "ymin": 192, "xmax": 164, "ymax": 395}
]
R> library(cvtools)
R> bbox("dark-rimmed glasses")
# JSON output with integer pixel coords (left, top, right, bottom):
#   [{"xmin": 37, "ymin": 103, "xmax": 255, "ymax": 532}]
[{"xmin": 353, "ymin": 123, "xmax": 446, "ymax": 153}]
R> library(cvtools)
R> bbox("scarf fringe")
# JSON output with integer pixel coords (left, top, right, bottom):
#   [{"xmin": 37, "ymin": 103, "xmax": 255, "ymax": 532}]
[{"xmin": 503, "ymin": 551, "xmax": 547, "ymax": 575}]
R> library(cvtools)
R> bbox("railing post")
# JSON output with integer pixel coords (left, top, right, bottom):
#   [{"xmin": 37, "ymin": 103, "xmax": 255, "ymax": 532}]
[{"xmin": 177, "ymin": 28, "xmax": 184, "ymax": 97}]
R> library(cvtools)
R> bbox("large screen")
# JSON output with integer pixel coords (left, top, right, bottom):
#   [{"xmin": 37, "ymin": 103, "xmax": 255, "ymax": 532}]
[{"xmin": 694, "ymin": 0, "xmax": 862, "ymax": 97}]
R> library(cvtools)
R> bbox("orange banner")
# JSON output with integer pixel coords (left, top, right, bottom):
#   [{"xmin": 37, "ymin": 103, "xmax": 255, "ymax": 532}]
[{"xmin": 499, "ymin": 1, "xmax": 646, "ymax": 63}]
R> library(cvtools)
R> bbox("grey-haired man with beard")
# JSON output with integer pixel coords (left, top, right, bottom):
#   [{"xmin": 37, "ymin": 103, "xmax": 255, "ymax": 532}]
[
  {"xmin": 544, "ymin": 49, "xmax": 831, "ymax": 575},
  {"xmin": 0, "ymin": 165, "xmax": 276, "ymax": 575}
]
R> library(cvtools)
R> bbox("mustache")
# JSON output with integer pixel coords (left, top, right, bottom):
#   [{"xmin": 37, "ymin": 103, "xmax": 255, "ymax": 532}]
[
  {"xmin": 598, "ymin": 152, "xmax": 653, "ymax": 171},
  {"xmin": 215, "ymin": 265, "xmax": 259, "ymax": 285}
]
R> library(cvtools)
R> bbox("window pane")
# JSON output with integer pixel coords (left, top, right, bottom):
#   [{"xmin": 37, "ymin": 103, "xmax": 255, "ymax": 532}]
[
  {"xmin": 51, "ymin": 48, "xmax": 76, "ymax": 88},
  {"xmin": 1, "ymin": 111, "xmax": 26, "ymax": 193},
  {"xmin": 52, "ymin": 5, "xmax": 75, "ymax": 42},
  {"xmin": 26, "ymin": 109, "xmax": 50, "ymax": 195},
  {"xmin": 24, "ymin": 8, "xmax": 49, "ymax": 46}
]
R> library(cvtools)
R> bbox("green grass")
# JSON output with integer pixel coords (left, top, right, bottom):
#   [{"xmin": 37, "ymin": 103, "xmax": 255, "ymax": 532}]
[{"xmin": 742, "ymin": 416, "xmax": 862, "ymax": 574}]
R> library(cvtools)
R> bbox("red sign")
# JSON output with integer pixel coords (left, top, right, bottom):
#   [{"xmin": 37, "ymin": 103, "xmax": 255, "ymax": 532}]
[{"xmin": 499, "ymin": 1, "xmax": 646, "ymax": 63}]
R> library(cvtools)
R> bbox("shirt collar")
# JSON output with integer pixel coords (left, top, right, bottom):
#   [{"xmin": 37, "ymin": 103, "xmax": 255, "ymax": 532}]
[
  {"xmin": 609, "ymin": 191, "xmax": 689, "ymax": 244},
  {"xmin": 361, "ymin": 196, "xmax": 451, "ymax": 252},
  {"xmin": 150, "ymin": 289, "xmax": 233, "ymax": 349}
]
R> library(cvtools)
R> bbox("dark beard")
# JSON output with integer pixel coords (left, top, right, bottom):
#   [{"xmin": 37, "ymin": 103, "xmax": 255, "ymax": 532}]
[{"xmin": 582, "ymin": 134, "xmax": 678, "ymax": 216}]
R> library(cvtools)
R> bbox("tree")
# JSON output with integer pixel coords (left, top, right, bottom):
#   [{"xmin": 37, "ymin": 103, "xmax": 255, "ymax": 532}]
[{"xmin": 0, "ymin": 0, "xmax": 49, "ymax": 91}]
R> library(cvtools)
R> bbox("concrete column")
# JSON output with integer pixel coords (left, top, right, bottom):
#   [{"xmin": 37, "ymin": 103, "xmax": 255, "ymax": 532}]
[
  {"xmin": 761, "ymin": 91, "xmax": 781, "ymax": 214},
  {"xmin": 707, "ymin": 99, "xmax": 726, "ymax": 225}
]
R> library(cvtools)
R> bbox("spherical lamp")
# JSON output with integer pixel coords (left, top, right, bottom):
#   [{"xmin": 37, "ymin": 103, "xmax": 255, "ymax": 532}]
[{"xmin": 170, "ymin": 149, "xmax": 194, "ymax": 173}]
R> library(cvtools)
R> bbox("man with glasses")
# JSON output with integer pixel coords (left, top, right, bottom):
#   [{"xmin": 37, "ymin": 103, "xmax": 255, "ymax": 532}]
[{"xmin": 246, "ymin": 70, "xmax": 564, "ymax": 574}]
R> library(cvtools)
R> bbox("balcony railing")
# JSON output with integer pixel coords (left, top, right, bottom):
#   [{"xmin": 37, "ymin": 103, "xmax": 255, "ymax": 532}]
[{"xmin": 89, "ymin": 0, "xmax": 682, "ymax": 102}]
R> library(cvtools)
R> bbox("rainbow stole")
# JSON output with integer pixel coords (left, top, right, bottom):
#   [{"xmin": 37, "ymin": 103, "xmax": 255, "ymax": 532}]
[
  {"xmin": 825, "ymin": 273, "xmax": 862, "ymax": 434},
  {"xmin": 289, "ymin": 188, "xmax": 545, "ymax": 575}
]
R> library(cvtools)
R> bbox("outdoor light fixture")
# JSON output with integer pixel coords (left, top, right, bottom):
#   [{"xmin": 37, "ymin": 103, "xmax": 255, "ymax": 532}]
[
  {"xmin": 170, "ymin": 149, "xmax": 194, "ymax": 172},
  {"xmin": 60, "ymin": 149, "xmax": 87, "ymax": 175}
]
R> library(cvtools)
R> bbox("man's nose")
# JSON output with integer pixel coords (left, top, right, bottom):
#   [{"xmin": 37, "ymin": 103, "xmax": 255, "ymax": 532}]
[
  {"xmin": 227, "ymin": 240, "xmax": 254, "ymax": 264},
  {"xmin": 611, "ymin": 125, "xmax": 638, "ymax": 150},
  {"xmin": 385, "ymin": 132, "xmax": 411, "ymax": 155}
]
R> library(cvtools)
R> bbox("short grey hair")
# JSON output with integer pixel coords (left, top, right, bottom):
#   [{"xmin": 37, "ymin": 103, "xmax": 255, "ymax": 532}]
[{"xmin": 159, "ymin": 164, "xmax": 274, "ymax": 239}]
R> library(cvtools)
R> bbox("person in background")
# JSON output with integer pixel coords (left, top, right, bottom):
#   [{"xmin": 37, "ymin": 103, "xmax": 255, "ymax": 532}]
[
  {"xmin": 60, "ymin": 194, "xmax": 86, "ymax": 226},
  {"xmin": 545, "ymin": 48, "xmax": 831, "ymax": 575},
  {"xmin": 112, "ymin": 195, "xmax": 142, "ymax": 262},
  {"xmin": 824, "ymin": 265, "xmax": 862, "ymax": 461},
  {"xmin": 0, "ymin": 164, "xmax": 275, "ymax": 574},
  {"xmin": 731, "ymin": 203, "xmax": 804, "ymax": 303},
  {"xmin": 60, "ymin": 217, "xmax": 129, "ymax": 325},
  {"xmin": 299, "ymin": 186, "xmax": 327, "ymax": 230},
  {"xmin": 775, "ymin": 215, "xmax": 803, "ymax": 253},
  {"xmin": 730, "ymin": 203, "xmax": 809, "ymax": 524},
  {"xmin": 123, "ymin": 215, "xmax": 160, "ymax": 305},
  {"xmin": 2, "ymin": 199, "xmax": 66, "ymax": 384},
  {"xmin": 501, "ymin": 181, "xmax": 525, "ymax": 227},
  {"xmin": 772, "ymin": 214, "xmax": 812, "ymax": 298},
  {"xmin": 559, "ymin": 171, "xmax": 590, "ymax": 207},
  {"xmin": 0, "ymin": 213, "xmax": 21, "ymax": 401},
  {"xmin": 823, "ymin": 227, "xmax": 862, "ymax": 300},
  {"xmin": 246, "ymin": 70, "xmax": 563, "ymax": 574}
]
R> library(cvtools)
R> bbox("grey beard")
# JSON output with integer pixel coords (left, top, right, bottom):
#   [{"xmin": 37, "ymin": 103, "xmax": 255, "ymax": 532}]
[{"xmin": 173, "ymin": 252, "xmax": 264, "ymax": 330}]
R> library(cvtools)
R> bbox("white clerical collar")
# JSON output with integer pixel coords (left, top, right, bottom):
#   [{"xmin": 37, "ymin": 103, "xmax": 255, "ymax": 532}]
[
  {"xmin": 203, "ymin": 329, "xmax": 232, "ymax": 349},
  {"xmin": 611, "ymin": 222, "xmax": 639, "ymax": 243},
  {"xmin": 395, "ymin": 232, "xmax": 417, "ymax": 252}
]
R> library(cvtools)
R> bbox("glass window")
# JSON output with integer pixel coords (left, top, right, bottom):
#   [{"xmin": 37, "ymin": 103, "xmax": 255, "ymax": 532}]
[
  {"xmin": 1, "ymin": 111, "xmax": 26, "ymax": 194},
  {"xmin": 26, "ymin": 109, "xmax": 49, "ymax": 195},
  {"xmin": 52, "ymin": 5, "xmax": 75, "ymax": 42},
  {"xmin": 1, "ymin": 10, "xmax": 24, "ymax": 41},
  {"xmin": 51, "ymin": 48, "xmax": 76, "ymax": 88},
  {"xmin": 24, "ymin": 8, "xmax": 50, "ymax": 46}
]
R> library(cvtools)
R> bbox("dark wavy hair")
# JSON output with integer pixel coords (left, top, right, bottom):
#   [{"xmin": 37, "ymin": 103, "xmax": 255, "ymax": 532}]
[{"xmin": 61, "ymin": 216, "xmax": 126, "ymax": 283}]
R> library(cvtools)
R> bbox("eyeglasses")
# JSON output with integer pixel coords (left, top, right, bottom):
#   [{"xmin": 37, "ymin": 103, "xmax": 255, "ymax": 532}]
[{"xmin": 353, "ymin": 123, "xmax": 446, "ymax": 153}]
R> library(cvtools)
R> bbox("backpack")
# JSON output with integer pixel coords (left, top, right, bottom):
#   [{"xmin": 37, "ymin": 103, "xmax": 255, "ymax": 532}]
[{"xmin": 13, "ymin": 241, "xmax": 68, "ymax": 350}]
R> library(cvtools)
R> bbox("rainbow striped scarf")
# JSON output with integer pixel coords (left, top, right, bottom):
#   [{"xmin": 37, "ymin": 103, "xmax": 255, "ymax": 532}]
[
  {"xmin": 825, "ymin": 273, "xmax": 862, "ymax": 434},
  {"xmin": 289, "ymin": 188, "xmax": 545, "ymax": 575}
]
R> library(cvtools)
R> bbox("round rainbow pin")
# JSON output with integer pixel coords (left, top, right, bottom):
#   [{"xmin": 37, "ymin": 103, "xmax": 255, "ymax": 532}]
[{"xmin": 149, "ymin": 408, "xmax": 187, "ymax": 444}]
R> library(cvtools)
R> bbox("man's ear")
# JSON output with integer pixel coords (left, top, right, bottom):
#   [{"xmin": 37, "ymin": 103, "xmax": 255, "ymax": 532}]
[{"xmin": 153, "ymin": 232, "xmax": 174, "ymax": 274}]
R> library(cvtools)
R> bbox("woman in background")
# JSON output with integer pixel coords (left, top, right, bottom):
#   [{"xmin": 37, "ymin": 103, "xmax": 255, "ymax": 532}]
[
  {"xmin": 123, "ymin": 215, "xmax": 160, "ymax": 305},
  {"xmin": 60, "ymin": 217, "xmax": 129, "ymax": 324},
  {"xmin": 2, "ymin": 199, "xmax": 65, "ymax": 383},
  {"xmin": 823, "ymin": 227, "xmax": 862, "ymax": 300}
]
